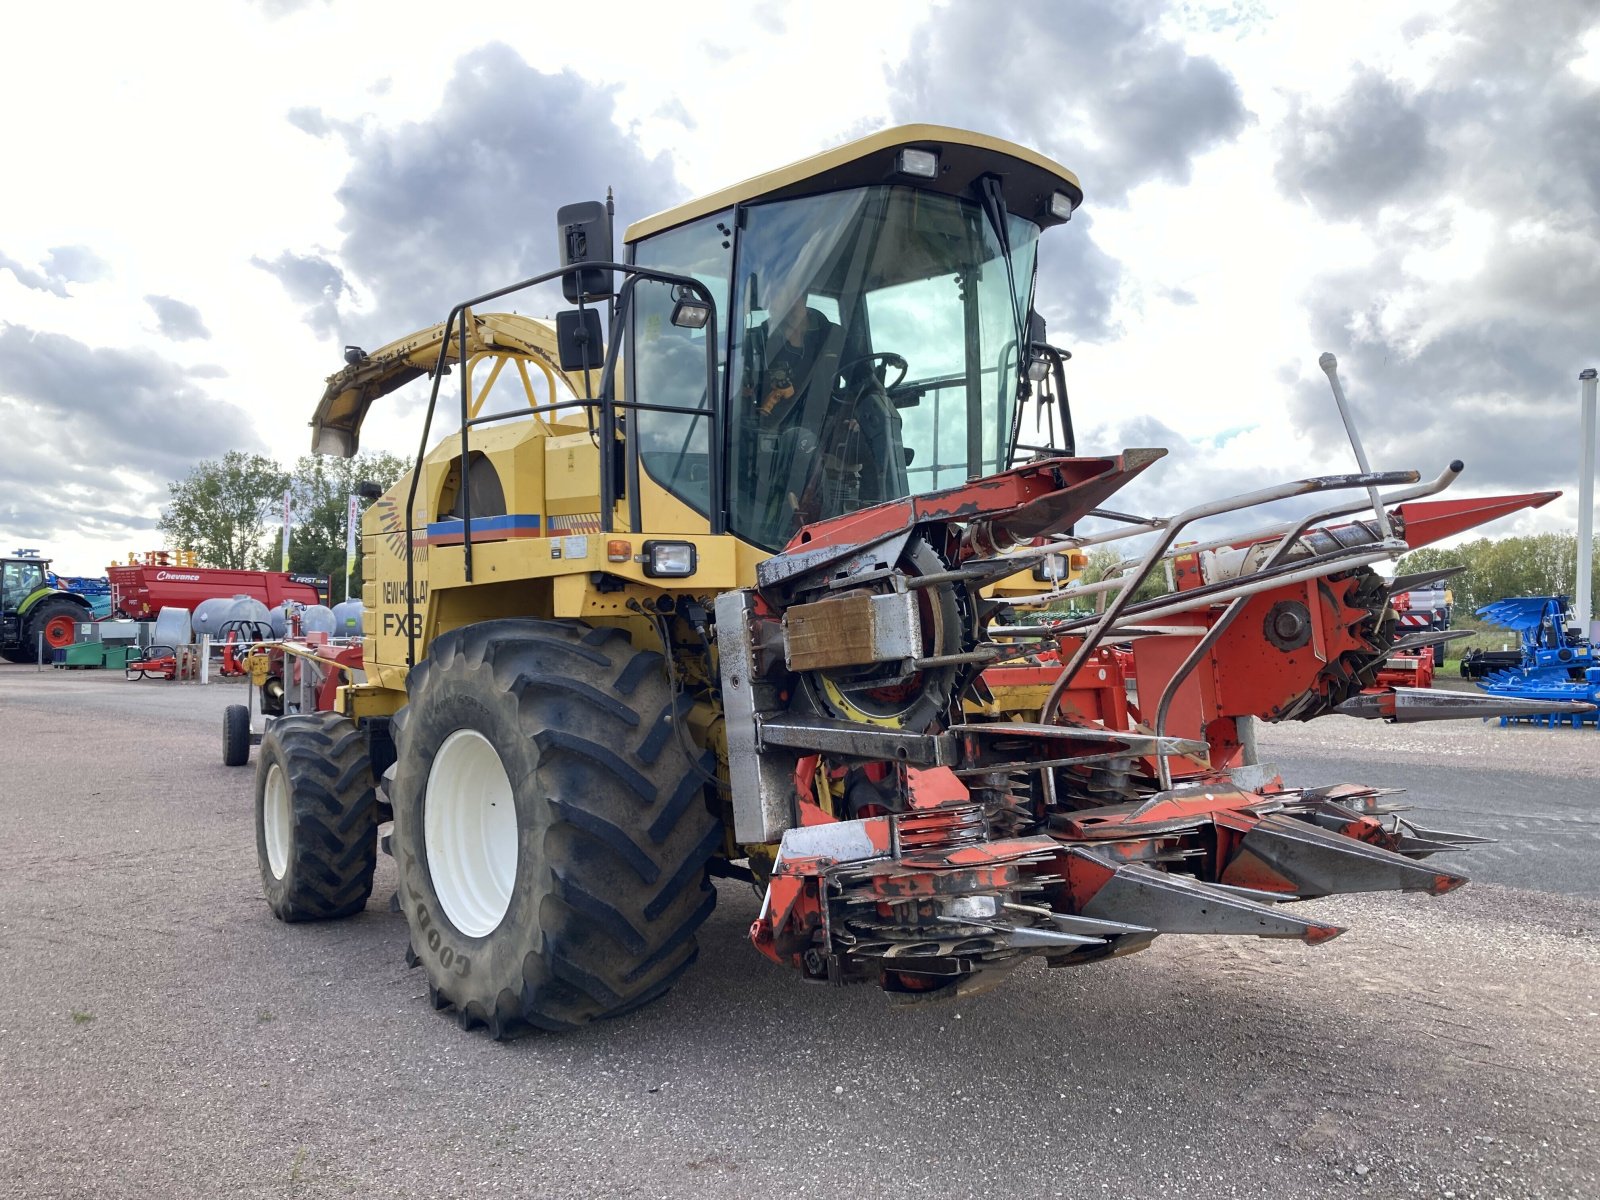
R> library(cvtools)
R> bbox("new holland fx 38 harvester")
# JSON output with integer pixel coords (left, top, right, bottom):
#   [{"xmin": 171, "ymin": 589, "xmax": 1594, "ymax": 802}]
[{"xmin": 243, "ymin": 126, "xmax": 1577, "ymax": 1036}]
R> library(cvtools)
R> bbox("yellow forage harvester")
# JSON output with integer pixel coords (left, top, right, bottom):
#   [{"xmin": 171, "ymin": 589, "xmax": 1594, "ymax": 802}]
[{"xmin": 237, "ymin": 126, "xmax": 1579, "ymax": 1036}]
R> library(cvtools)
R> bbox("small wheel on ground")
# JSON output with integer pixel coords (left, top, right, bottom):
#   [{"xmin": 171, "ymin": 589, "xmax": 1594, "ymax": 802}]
[
  {"xmin": 255, "ymin": 713, "xmax": 378, "ymax": 921},
  {"xmin": 223, "ymin": 704, "xmax": 251, "ymax": 766},
  {"xmin": 389, "ymin": 618, "xmax": 722, "ymax": 1037}
]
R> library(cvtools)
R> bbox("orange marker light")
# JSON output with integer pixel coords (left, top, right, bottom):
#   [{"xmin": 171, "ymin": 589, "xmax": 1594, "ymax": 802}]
[{"xmin": 607, "ymin": 540, "xmax": 632, "ymax": 563}]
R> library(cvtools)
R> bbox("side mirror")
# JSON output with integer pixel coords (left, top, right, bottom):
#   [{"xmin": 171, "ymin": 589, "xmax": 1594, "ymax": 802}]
[
  {"xmin": 556, "ymin": 200, "xmax": 613, "ymax": 303},
  {"xmin": 356, "ymin": 480, "xmax": 383, "ymax": 501},
  {"xmin": 556, "ymin": 309, "xmax": 606, "ymax": 371}
]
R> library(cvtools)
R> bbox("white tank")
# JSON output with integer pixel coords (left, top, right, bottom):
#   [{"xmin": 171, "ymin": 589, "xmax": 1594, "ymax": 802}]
[
  {"xmin": 331, "ymin": 599, "xmax": 364, "ymax": 637},
  {"xmin": 192, "ymin": 596, "xmax": 242, "ymax": 639},
  {"xmin": 267, "ymin": 602, "xmax": 292, "ymax": 639},
  {"xmin": 229, "ymin": 596, "xmax": 272, "ymax": 630},
  {"xmin": 299, "ymin": 604, "xmax": 337, "ymax": 636},
  {"xmin": 152, "ymin": 606, "xmax": 192, "ymax": 649}
]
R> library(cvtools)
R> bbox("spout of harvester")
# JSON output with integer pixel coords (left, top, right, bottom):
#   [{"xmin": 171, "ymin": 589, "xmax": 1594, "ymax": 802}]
[
  {"xmin": 1394, "ymin": 490, "xmax": 1561, "ymax": 550},
  {"xmin": 964, "ymin": 447, "xmax": 1167, "ymax": 553}
]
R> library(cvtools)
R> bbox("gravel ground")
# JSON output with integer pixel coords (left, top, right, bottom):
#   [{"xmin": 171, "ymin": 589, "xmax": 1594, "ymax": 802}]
[
  {"xmin": 1260, "ymin": 706, "xmax": 1600, "ymax": 898},
  {"xmin": 2, "ymin": 664, "xmax": 1598, "ymax": 1199}
]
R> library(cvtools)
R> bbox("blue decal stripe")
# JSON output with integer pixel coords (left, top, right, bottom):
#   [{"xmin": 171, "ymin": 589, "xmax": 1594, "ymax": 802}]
[{"xmin": 425, "ymin": 513, "xmax": 543, "ymax": 543}]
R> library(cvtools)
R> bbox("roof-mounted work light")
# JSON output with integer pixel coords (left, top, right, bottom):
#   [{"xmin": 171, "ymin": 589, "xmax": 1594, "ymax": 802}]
[{"xmin": 897, "ymin": 147, "xmax": 940, "ymax": 179}]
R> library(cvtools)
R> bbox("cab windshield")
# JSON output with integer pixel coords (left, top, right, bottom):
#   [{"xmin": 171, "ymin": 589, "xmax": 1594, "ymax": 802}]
[
  {"xmin": 729, "ymin": 186, "xmax": 1038, "ymax": 548},
  {"xmin": 629, "ymin": 184, "xmax": 1040, "ymax": 551},
  {"xmin": 2, "ymin": 560, "xmax": 45, "ymax": 610}
]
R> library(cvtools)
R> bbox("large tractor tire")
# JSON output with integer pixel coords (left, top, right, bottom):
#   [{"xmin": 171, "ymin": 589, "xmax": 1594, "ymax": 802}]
[
  {"xmin": 19, "ymin": 597, "xmax": 87, "ymax": 664},
  {"xmin": 388, "ymin": 619, "xmax": 721, "ymax": 1037},
  {"xmin": 255, "ymin": 713, "xmax": 379, "ymax": 921}
]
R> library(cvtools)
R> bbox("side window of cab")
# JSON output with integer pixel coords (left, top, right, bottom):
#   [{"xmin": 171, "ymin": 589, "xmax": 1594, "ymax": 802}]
[
  {"xmin": 629, "ymin": 211, "xmax": 734, "ymax": 517},
  {"xmin": 3, "ymin": 561, "xmax": 41, "ymax": 609}
]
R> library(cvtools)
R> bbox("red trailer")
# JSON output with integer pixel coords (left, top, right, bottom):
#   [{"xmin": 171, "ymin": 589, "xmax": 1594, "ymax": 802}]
[{"xmin": 108, "ymin": 565, "xmax": 327, "ymax": 620}]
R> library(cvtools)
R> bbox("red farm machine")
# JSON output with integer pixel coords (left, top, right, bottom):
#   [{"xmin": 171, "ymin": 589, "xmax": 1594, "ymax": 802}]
[
  {"xmin": 237, "ymin": 125, "xmax": 1584, "ymax": 1035},
  {"xmin": 108, "ymin": 555, "xmax": 327, "ymax": 620}
]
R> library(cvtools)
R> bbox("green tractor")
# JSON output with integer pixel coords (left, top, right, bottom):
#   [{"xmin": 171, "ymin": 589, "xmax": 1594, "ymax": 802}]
[{"xmin": 1, "ymin": 551, "xmax": 94, "ymax": 664}]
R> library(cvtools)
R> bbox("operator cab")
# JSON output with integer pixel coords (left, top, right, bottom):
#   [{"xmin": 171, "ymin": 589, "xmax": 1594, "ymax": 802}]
[
  {"xmin": 623, "ymin": 125, "xmax": 1082, "ymax": 550},
  {"xmin": 2, "ymin": 555, "xmax": 46, "ymax": 611},
  {"xmin": 0, "ymin": 554, "xmax": 48, "ymax": 648}
]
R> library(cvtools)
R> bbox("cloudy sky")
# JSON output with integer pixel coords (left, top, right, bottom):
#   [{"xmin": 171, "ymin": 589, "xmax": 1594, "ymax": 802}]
[{"xmin": 3, "ymin": 0, "xmax": 1598, "ymax": 574}]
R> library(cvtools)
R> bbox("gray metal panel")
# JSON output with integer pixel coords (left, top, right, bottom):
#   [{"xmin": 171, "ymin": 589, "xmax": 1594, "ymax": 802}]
[
  {"xmin": 1240, "ymin": 814, "xmax": 1462, "ymax": 897},
  {"xmin": 755, "ymin": 529, "xmax": 911, "ymax": 594},
  {"xmin": 714, "ymin": 590, "xmax": 796, "ymax": 843},
  {"xmin": 758, "ymin": 715, "xmax": 954, "ymax": 765},
  {"xmin": 1076, "ymin": 852, "xmax": 1340, "ymax": 940}
]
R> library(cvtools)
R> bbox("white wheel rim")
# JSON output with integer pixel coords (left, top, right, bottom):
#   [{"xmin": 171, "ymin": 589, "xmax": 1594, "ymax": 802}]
[
  {"xmin": 425, "ymin": 728, "xmax": 518, "ymax": 938},
  {"xmin": 263, "ymin": 761, "xmax": 291, "ymax": 879}
]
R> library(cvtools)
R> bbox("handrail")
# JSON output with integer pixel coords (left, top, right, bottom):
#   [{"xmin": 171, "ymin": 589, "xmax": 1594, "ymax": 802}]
[
  {"xmin": 1140, "ymin": 459, "xmax": 1465, "ymax": 789},
  {"xmin": 1037, "ymin": 470, "xmax": 1416, "ymax": 706},
  {"xmin": 402, "ymin": 261, "xmax": 721, "ymax": 666},
  {"xmin": 1008, "ymin": 461, "xmax": 1463, "ymax": 612}
]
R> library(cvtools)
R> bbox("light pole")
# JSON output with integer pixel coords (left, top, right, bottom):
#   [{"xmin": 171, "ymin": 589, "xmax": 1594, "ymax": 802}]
[
  {"xmin": 1577, "ymin": 368, "xmax": 1597, "ymax": 638},
  {"xmin": 346, "ymin": 481, "xmax": 384, "ymax": 605}
]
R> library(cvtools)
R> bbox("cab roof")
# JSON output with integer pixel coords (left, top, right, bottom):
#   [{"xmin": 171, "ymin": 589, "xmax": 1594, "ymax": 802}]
[{"xmin": 624, "ymin": 124, "xmax": 1083, "ymax": 243}]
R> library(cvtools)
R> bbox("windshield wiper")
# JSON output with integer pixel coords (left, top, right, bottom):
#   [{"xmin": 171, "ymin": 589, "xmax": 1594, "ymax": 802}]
[{"xmin": 975, "ymin": 175, "xmax": 1028, "ymax": 386}]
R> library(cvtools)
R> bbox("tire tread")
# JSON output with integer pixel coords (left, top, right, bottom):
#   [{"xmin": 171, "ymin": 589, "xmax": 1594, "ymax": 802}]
[
  {"xmin": 392, "ymin": 619, "xmax": 720, "ymax": 1035},
  {"xmin": 258, "ymin": 713, "xmax": 377, "ymax": 923}
]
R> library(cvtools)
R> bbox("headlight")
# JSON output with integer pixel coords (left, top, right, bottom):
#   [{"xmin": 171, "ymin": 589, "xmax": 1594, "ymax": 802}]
[
  {"xmin": 1049, "ymin": 190, "xmax": 1075, "ymax": 221},
  {"xmin": 1031, "ymin": 550, "xmax": 1083, "ymax": 582},
  {"xmin": 641, "ymin": 540, "xmax": 697, "ymax": 578}
]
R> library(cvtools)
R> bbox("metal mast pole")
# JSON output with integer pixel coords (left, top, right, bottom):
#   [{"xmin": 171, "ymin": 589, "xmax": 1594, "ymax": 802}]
[
  {"xmin": 1577, "ymin": 368, "xmax": 1597, "ymax": 637},
  {"xmin": 1319, "ymin": 353, "xmax": 1393, "ymax": 539}
]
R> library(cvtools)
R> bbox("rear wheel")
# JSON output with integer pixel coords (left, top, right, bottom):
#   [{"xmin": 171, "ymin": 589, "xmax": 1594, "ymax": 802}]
[
  {"xmin": 389, "ymin": 618, "xmax": 721, "ymax": 1036},
  {"xmin": 223, "ymin": 704, "xmax": 251, "ymax": 767},
  {"xmin": 255, "ymin": 713, "xmax": 378, "ymax": 921},
  {"xmin": 20, "ymin": 598, "xmax": 87, "ymax": 663}
]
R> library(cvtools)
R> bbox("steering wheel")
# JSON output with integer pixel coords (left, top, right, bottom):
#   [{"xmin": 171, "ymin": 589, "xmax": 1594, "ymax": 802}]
[{"xmin": 837, "ymin": 351, "xmax": 908, "ymax": 395}]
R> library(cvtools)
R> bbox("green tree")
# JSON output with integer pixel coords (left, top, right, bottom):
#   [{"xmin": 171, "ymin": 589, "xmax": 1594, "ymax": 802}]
[
  {"xmin": 1082, "ymin": 545, "xmax": 1126, "ymax": 586},
  {"xmin": 286, "ymin": 451, "xmax": 408, "ymax": 600},
  {"xmin": 159, "ymin": 451, "xmax": 290, "ymax": 569},
  {"xmin": 1390, "ymin": 545, "xmax": 1466, "ymax": 588},
  {"xmin": 1397, "ymin": 532, "xmax": 1589, "ymax": 614},
  {"xmin": 1081, "ymin": 544, "xmax": 1167, "ymax": 611}
]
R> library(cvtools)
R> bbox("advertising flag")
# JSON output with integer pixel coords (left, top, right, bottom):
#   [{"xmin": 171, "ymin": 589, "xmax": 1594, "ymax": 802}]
[
  {"xmin": 345, "ymin": 493, "xmax": 361, "ymax": 598},
  {"xmin": 281, "ymin": 490, "xmax": 292, "ymax": 571}
]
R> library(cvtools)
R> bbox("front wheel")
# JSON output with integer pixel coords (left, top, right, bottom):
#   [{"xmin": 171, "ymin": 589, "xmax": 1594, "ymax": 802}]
[{"xmin": 389, "ymin": 619, "xmax": 722, "ymax": 1037}]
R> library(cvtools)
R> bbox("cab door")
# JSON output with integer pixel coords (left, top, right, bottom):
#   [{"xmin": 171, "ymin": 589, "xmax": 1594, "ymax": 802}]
[{"xmin": 2, "ymin": 560, "xmax": 45, "ymax": 644}]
